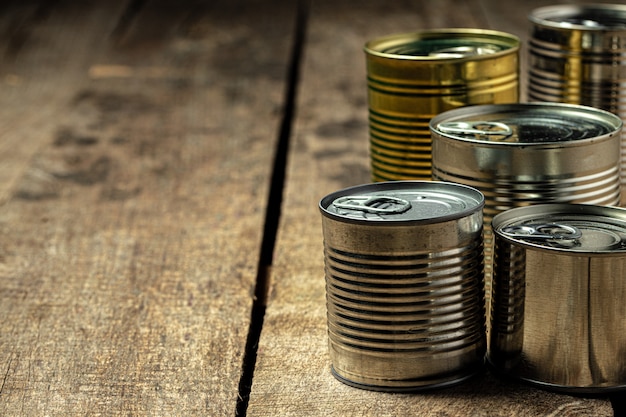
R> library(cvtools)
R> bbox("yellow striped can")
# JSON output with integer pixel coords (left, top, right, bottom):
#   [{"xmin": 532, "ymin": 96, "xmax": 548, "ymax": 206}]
[{"xmin": 365, "ymin": 29, "xmax": 519, "ymax": 182}]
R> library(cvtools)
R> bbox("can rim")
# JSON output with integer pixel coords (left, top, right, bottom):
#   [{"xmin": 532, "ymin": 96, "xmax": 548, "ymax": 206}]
[
  {"xmin": 364, "ymin": 28, "xmax": 520, "ymax": 62},
  {"xmin": 529, "ymin": 4, "xmax": 626, "ymax": 31},
  {"xmin": 492, "ymin": 204, "xmax": 626, "ymax": 255},
  {"xmin": 319, "ymin": 180, "xmax": 484, "ymax": 225},
  {"xmin": 429, "ymin": 102, "xmax": 623, "ymax": 146}
]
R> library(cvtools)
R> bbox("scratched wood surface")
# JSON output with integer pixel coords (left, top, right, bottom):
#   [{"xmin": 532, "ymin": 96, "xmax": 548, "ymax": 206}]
[
  {"xmin": 246, "ymin": 0, "xmax": 617, "ymax": 416},
  {"xmin": 0, "ymin": 0, "xmax": 295, "ymax": 415}
]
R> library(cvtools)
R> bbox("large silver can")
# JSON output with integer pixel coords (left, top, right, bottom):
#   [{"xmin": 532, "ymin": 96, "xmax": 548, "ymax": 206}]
[
  {"xmin": 365, "ymin": 29, "xmax": 519, "ymax": 182},
  {"xmin": 489, "ymin": 204, "xmax": 626, "ymax": 393},
  {"xmin": 319, "ymin": 181, "xmax": 486, "ymax": 391},
  {"xmin": 430, "ymin": 103, "xmax": 622, "ymax": 296},
  {"xmin": 528, "ymin": 4, "xmax": 626, "ymax": 199}
]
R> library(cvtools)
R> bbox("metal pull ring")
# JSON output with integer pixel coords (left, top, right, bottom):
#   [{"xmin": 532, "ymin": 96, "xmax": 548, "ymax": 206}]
[
  {"xmin": 428, "ymin": 46, "xmax": 499, "ymax": 58},
  {"xmin": 437, "ymin": 121, "xmax": 513, "ymax": 137},
  {"xmin": 501, "ymin": 223, "xmax": 582, "ymax": 240},
  {"xmin": 332, "ymin": 195, "xmax": 412, "ymax": 214}
]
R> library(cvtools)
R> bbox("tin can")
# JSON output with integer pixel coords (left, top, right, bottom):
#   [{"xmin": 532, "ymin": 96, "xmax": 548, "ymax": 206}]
[
  {"xmin": 489, "ymin": 204, "xmax": 626, "ymax": 393},
  {"xmin": 364, "ymin": 29, "xmax": 519, "ymax": 182},
  {"xmin": 319, "ymin": 181, "xmax": 486, "ymax": 391},
  {"xmin": 430, "ymin": 102, "xmax": 622, "ymax": 301},
  {"xmin": 527, "ymin": 4, "xmax": 626, "ymax": 199}
]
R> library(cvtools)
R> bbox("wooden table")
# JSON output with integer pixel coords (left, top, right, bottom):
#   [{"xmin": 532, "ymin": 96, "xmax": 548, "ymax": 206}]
[{"xmin": 0, "ymin": 1, "xmax": 622, "ymax": 415}]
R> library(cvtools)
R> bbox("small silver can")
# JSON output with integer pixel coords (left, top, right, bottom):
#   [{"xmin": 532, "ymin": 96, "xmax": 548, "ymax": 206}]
[
  {"xmin": 527, "ymin": 4, "xmax": 626, "ymax": 197},
  {"xmin": 319, "ymin": 181, "xmax": 486, "ymax": 391},
  {"xmin": 490, "ymin": 204, "xmax": 626, "ymax": 393},
  {"xmin": 431, "ymin": 103, "xmax": 623, "ymax": 217},
  {"xmin": 430, "ymin": 102, "xmax": 623, "ymax": 294}
]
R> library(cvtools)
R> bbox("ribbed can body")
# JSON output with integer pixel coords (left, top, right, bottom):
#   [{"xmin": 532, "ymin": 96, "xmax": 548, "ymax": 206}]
[
  {"xmin": 527, "ymin": 4, "xmax": 626, "ymax": 200},
  {"xmin": 489, "ymin": 204, "xmax": 626, "ymax": 393},
  {"xmin": 365, "ymin": 29, "xmax": 519, "ymax": 182},
  {"xmin": 319, "ymin": 181, "xmax": 486, "ymax": 391}
]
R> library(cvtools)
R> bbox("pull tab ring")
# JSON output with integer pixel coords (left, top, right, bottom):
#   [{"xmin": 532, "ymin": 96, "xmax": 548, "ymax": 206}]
[
  {"xmin": 332, "ymin": 195, "xmax": 412, "ymax": 215},
  {"xmin": 437, "ymin": 121, "xmax": 513, "ymax": 138},
  {"xmin": 428, "ymin": 45, "xmax": 499, "ymax": 58},
  {"xmin": 501, "ymin": 223, "xmax": 582, "ymax": 240}
]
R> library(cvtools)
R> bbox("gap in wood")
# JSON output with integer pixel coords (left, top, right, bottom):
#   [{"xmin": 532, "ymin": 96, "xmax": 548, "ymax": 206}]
[
  {"xmin": 110, "ymin": 0, "xmax": 147, "ymax": 42},
  {"xmin": 611, "ymin": 394, "xmax": 625, "ymax": 416},
  {"xmin": 3, "ymin": 0, "xmax": 59, "ymax": 58},
  {"xmin": 235, "ymin": 1, "xmax": 310, "ymax": 416}
]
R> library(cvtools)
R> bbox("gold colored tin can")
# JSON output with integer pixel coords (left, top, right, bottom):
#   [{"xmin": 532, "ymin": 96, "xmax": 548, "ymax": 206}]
[
  {"xmin": 365, "ymin": 29, "xmax": 519, "ymax": 182},
  {"xmin": 490, "ymin": 204, "xmax": 626, "ymax": 393},
  {"xmin": 528, "ymin": 4, "xmax": 626, "ymax": 201},
  {"xmin": 319, "ymin": 181, "xmax": 486, "ymax": 391}
]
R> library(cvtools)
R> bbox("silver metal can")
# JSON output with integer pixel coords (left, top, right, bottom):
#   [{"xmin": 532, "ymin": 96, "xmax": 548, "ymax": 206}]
[
  {"xmin": 527, "ymin": 4, "xmax": 626, "ymax": 199},
  {"xmin": 489, "ymin": 203, "xmax": 626, "ymax": 393},
  {"xmin": 319, "ymin": 181, "xmax": 486, "ymax": 391},
  {"xmin": 365, "ymin": 29, "xmax": 519, "ymax": 182},
  {"xmin": 430, "ymin": 102, "xmax": 622, "ymax": 300}
]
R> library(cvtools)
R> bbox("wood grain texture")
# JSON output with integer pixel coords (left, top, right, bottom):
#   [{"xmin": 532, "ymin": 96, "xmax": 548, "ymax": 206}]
[
  {"xmin": 0, "ymin": 1, "xmax": 130, "ymax": 204},
  {"xmin": 247, "ymin": 0, "xmax": 616, "ymax": 416},
  {"xmin": 0, "ymin": 0, "xmax": 295, "ymax": 415}
]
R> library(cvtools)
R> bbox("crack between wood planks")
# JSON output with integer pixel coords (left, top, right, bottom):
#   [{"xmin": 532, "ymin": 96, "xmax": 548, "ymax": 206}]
[
  {"xmin": 234, "ymin": 0, "xmax": 309, "ymax": 416},
  {"xmin": 0, "ymin": 356, "xmax": 13, "ymax": 398},
  {"xmin": 611, "ymin": 395, "xmax": 626, "ymax": 417},
  {"xmin": 110, "ymin": 0, "xmax": 147, "ymax": 42},
  {"xmin": 2, "ymin": 0, "xmax": 59, "ymax": 59}
]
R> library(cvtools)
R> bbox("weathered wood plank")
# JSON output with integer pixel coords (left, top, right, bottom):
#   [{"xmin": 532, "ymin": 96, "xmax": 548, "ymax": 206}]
[
  {"xmin": 247, "ymin": 0, "xmax": 615, "ymax": 416},
  {"xmin": 0, "ymin": 1, "xmax": 131, "ymax": 204},
  {"xmin": 0, "ymin": 0, "xmax": 295, "ymax": 415}
]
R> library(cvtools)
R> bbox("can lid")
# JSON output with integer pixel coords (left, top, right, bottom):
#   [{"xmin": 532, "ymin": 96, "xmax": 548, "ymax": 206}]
[
  {"xmin": 319, "ymin": 181, "xmax": 484, "ymax": 224},
  {"xmin": 530, "ymin": 4, "xmax": 626, "ymax": 31},
  {"xmin": 430, "ymin": 103, "xmax": 622, "ymax": 144},
  {"xmin": 364, "ymin": 29, "xmax": 519, "ymax": 61},
  {"xmin": 493, "ymin": 204, "xmax": 626, "ymax": 253}
]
